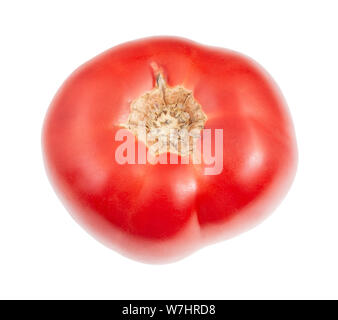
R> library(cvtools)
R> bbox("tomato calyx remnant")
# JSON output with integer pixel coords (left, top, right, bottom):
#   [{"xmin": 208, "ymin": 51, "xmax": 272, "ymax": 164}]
[{"xmin": 123, "ymin": 69, "xmax": 207, "ymax": 156}]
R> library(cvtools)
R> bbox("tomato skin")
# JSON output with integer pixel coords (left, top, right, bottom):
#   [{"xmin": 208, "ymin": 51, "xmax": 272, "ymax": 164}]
[{"xmin": 42, "ymin": 37, "xmax": 297, "ymax": 263}]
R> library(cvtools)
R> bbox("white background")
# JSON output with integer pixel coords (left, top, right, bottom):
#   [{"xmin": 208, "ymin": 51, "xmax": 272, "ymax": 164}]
[{"xmin": 0, "ymin": 0, "xmax": 337, "ymax": 299}]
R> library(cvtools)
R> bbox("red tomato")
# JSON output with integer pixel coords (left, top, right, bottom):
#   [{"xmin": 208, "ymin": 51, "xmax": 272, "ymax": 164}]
[{"xmin": 42, "ymin": 37, "xmax": 297, "ymax": 263}]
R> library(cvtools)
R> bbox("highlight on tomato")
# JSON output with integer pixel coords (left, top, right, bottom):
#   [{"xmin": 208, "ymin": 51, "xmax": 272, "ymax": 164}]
[{"xmin": 42, "ymin": 37, "xmax": 297, "ymax": 263}]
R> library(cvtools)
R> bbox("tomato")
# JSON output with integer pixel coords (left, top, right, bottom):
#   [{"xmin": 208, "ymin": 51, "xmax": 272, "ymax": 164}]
[{"xmin": 42, "ymin": 37, "xmax": 297, "ymax": 263}]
